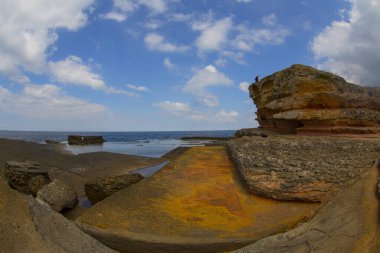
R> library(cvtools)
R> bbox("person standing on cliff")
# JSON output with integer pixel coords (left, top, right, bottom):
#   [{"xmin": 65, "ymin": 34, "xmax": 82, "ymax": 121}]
[{"xmin": 255, "ymin": 76, "xmax": 260, "ymax": 83}]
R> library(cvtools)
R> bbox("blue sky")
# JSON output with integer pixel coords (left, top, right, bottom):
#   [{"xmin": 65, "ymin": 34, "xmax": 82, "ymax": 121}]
[{"xmin": 0, "ymin": 0, "xmax": 379, "ymax": 131}]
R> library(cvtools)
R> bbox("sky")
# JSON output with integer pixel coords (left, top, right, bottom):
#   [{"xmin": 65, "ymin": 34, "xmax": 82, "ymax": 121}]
[{"xmin": 0, "ymin": 0, "xmax": 379, "ymax": 131}]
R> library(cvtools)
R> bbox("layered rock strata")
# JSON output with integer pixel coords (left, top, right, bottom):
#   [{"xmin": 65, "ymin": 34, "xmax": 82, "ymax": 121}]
[
  {"xmin": 250, "ymin": 64, "xmax": 380, "ymax": 134},
  {"xmin": 227, "ymin": 135, "xmax": 380, "ymax": 202}
]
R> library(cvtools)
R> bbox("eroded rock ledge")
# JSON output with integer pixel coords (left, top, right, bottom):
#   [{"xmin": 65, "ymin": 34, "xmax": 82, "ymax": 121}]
[
  {"xmin": 250, "ymin": 64, "xmax": 380, "ymax": 135},
  {"xmin": 227, "ymin": 135, "xmax": 380, "ymax": 202}
]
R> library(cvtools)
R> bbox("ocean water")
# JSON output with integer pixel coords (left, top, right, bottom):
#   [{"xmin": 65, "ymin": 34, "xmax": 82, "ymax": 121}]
[{"xmin": 0, "ymin": 130, "xmax": 235, "ymax": 158}]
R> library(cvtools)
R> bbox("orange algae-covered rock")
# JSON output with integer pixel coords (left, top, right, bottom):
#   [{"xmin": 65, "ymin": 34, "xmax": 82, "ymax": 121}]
[{"xmin": 250, "ymin": 64, "xmax": 380, "ymax": 134}]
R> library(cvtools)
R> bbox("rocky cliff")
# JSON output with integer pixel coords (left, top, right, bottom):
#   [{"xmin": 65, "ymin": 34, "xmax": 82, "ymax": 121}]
[{"xmin": 250, "ymin": 64, "xmax": 380, "ymax": 134}]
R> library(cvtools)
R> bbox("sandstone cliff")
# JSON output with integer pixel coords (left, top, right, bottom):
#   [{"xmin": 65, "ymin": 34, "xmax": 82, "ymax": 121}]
[{"xmin": 250, "ymin": 64, "xmax": 380, "ymax": 134}]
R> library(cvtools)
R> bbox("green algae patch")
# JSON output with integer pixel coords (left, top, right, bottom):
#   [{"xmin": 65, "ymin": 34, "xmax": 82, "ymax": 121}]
[{"xmin": 77, "ymin": 146, "xmax": 319, "ymax": 253}]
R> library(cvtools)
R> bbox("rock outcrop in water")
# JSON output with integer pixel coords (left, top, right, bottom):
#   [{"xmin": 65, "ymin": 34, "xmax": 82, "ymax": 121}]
[
  {"xmin": 68, "ymin": 135, "xmax": 105, "ymax": 145},
  {"xmin": 250, "ymin": 64, "xmax": 380, "ymax": 135}
]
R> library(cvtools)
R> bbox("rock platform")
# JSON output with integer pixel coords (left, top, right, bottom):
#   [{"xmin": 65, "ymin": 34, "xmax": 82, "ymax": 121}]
[
  {"xmin": 77, "ymin": 146, "xmax": 319, "ymax": 253},
  {"xmin": 228, "ymin": 135, "xmax": 380, "ymax": 202}
]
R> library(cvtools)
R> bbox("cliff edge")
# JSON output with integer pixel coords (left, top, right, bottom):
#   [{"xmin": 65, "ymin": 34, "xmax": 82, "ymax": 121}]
[{"xmin": 250, "ymin": 64, "xmax": 380, "ymax": 135}]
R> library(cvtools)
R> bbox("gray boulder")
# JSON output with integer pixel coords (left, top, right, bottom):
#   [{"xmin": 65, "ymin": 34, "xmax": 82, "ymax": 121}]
[
  {"xmin": 37, "ymin": 179, "xmax": 78, "ymax": 212},
  {"xmin": 4, "ymin": 161, "xmax": 50, "ymax": 196},
  {"xmin": 0, "ymin": 177, "xmax": 116, "ymax": 253},
  {"xmin": 85, "ymin": 173, "xmax": 144, "ymax": 204}
]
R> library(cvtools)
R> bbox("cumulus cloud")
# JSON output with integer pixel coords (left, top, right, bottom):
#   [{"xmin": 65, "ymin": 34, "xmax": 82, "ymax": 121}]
[
  {"xmin": 49, "ymin": 56, "xmax": 137, "ymax": 96},
  {"xmin": 49, "ymin": 56, "xmax": 106, "ymax": 90},
  {"xmin": 0, "ymin": 0, "xmax": 94, "ymax": 83},
  {"xmin": 144, "ymin": 33, "xmax": 189, "ymax": 52},
  {"xmin": 154, "ymin": 101, "xmax": 191, "ymax": 115},
  {"xmin": 311, "ymin": 0, "xmax": 380, "ymax": 86},
  {"xmin": 183, "ymin": 65, "xmax": 233, "ymax": 107},
  {"xmin": 0, "ymin": 84, "xmax": 106, "ymax": 120},
  {"xmin": 193, "ymin": 17, "xmax": 233, "ymax": 52},
  {"xmin": 239, "ymin": 81, "xmax": 250, "ymax": 93}
]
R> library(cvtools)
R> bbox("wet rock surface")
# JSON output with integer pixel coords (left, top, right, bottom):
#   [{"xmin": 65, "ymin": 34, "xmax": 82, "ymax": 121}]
[
  {"xmin": 37, "ymin": 179, "xmax": 78, "ymax": 212},
  {"xmin": 77, "ymin": 146, "xmax": 318, "ymax": 253},
  {"xmin": 250, "ymin": 64, "xmax": 380, "ymax": 135},
  {"xmin": 228, "ymin": 135, "xmax": 380, "ymax": 202},
  {"xmin": 85, "ymin": 173, "xmax": 144, "ymax": 204},
  {"xmin": 4, "ymin": 161, "xmax": 51, "ymax": 196}
]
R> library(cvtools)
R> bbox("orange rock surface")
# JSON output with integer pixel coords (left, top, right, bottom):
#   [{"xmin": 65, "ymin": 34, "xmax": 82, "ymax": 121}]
[
  {"xmin": 250, "ymin": 64, "xmax": 380, "ymax": 135},
  {"xmin": 77, "ymin": 146, "xmax": 319, "ymax": 253}
]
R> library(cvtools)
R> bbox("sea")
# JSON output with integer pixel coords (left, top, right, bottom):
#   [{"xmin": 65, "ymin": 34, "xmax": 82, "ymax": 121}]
[{"xmin": 0, "ymin": 130, "xmax": 235, "ymax": 158}]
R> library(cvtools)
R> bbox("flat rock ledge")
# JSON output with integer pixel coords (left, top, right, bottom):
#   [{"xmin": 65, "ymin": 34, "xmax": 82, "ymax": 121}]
[
  {"xmin": 232, "ymin": 166, "xmax": 380, "ymax": 253},
  {"xmin": 227, "ymin": 135, "xmax": 380, "ymax": 202}
]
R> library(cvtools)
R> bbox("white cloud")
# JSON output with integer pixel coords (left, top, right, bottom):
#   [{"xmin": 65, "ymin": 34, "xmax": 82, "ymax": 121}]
[
  {"xmin": 239, "ymin": 81, "xmax": 250, "ymax": 93},
  {"xmin": 144, "ymin": 33, "xmax": 189, "ymax": 52},
  {"xmin": 145, "ymin": 20, "xmax": 162, "ymax": 29},
  {"xmin": 262, "ymin": 13, "xmax": 277, "ymax": 26},
  {"xmin": 194, "ymin": 17, "xmax": 233, "ymax": 52},
  {"xmin": 126, "ymin": 84, "xmax": 151, "ymax": 92},
  {"xmin": 311, "ymin": 0, "xmax": 380, "ymax": 86},
  {"xmin": 233, "ymin": 25, "xmax": 290, "ymax": 51},
  {"xmin": 0, "ymin": 0, "xmax": 94, "ymax": 83},
  {"xmin": 183, "ymin": 65, "xmax": 233, "ymax": 107},
  {"xmin": 101, "ymin": 12, "xmax": 127, "ymax": 22},
  {"xmin": 49, "ymin": 56, "xmax": 137, "ymax": 96},
  {"xmin": 154, "ymin": 101, "xmax": 191, "ymax": 115},
  {"xmin": 49, "ymin": 56, "xmax": 106, "ymax": 90},
  {"xmin": 138, "ymin": 0, "xmax": 167, "ymax": 13},
  {"xmin": 236, "ymin": 0, "xmax": 252, "ymax": 2},
  {"xmin": 114, "ymin": 0, "xmax": 138, "ymax": 12},
  {"xmin": 154, "ymin": 99, "xmax": 240, "ymax": 123},
  {"xmin": 216, "ymin": 109, "xmax": 239, "ymax": 122},
  {"xmin": 103, "ymin": 0, "xmax": 168, "ymax": 21},
  {"xmin": 0, "ymin": 84, "xmax": 106, "ymax": 120},
  {"xmin": 163, "ymin": 57, "xmax": 175, "ymax": 69}
]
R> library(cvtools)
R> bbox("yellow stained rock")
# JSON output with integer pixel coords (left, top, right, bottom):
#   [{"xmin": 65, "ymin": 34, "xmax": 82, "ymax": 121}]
[{"xmin": 77, "ymin": 146, "xmax": 319, "ymax": 252}]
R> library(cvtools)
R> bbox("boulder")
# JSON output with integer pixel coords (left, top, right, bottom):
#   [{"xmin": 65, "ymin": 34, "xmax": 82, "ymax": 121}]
[
  {"xmin": 85, "ymin": 173, "xmax": 144, "ymax": 204},
  {"xmin": 4, "ymin": 161, "xmax": 50, "ymax": 196},
  {"xmin": 37, "ymin": 179, "xmax": 78, "ymax": 212},
  {"xmin": 250, "ymin": 64, "xmax": 380, "ymax": 135},
  {"xmin": 0, "ymin": 177, "xmax": 116, "ymax": 253},
  {"xmin": 68, "ymin": 135, "xmax": 105, "ymax": 145}
]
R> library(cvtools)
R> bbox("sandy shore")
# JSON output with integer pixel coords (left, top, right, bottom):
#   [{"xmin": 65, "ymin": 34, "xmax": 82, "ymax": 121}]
[{"xmin": 0, "ymin": 138, "xmax": 165, "ymax": 197}]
